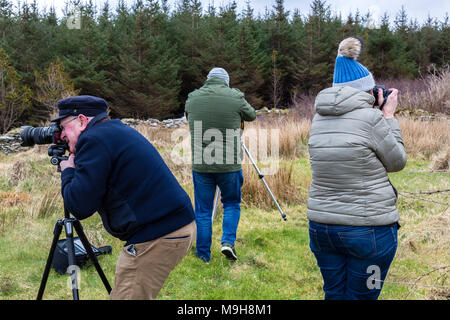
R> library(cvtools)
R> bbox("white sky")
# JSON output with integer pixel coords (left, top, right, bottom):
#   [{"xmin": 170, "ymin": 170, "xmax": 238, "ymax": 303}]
[{"xmin": 17, "ymin": 0, "xmax": 450, "ymax": 24}]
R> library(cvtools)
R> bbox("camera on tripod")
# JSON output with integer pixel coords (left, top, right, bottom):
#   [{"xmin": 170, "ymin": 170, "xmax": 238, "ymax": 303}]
[{"xmin": 20, "ymin": 123, "xmax": 69, "ymax": 167}]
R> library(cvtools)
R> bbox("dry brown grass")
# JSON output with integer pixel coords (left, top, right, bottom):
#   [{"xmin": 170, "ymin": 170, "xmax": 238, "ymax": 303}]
[
  {"xmin": 135, "ymin": 124, "xmax": 176, "ymax": 151},
  {"xmin": 241, "ymin": 160, "xmax": 310, "ymax": 210},
  {"xmin": 243, "ymin": 116, "xmax": 311, "ymax": 160},
  {"xmin": 0, "ymin": 191, "xmax": 31, "ymax": 207},
  {"xmin": 399, "ymin": 117, "xmax": 450, "ymax": 160},
  {"xmin": 30, "ymin": 184, "xmax": 62, "ymax": 219},
  {"xmin": 133, "ymin": 118, "xmax": 313, "ymax": 208},
  {"xmin": 392, "ymin": 198, "xmax": 450, "ymax": 299},
  {"xmin": 131, "ymin": 114, "xmax": 448, "ymax": 209},
  {"xmin": 431, "ymin": 146, "xmax": 450, "ymax": 172}
]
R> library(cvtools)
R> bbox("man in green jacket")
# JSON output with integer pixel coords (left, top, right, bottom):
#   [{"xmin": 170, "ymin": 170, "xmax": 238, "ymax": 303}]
[{"xmin": 185, "ymin": 67, "xmax": 256, "ymax": 262}]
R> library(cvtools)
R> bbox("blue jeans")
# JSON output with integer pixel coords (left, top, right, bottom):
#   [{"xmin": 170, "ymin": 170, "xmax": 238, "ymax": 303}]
[
  {"xmin": 309, "ymin": 221, "xmax": 398, "ymax": 300},
  {"xmin": 192, "ymin": 170, "xmax": 244, "ymax": 261}
]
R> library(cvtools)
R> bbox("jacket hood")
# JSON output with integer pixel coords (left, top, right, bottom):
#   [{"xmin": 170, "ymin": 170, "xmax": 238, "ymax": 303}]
[
  {"xmin": 204, "ymin": 77, "xmax": 229, "ymax": 87},
  {"xmin": 314, "ymin": 86, "xmax": 375, "ymax": 116}
]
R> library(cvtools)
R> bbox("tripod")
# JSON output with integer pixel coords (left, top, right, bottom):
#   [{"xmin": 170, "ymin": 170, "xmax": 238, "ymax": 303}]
[
  {"xmin": 37, "ymin": 205, "xmax": 112, "ymax": 300},
  {"xmin": 212, "ymin": 141, "xmax": 287, "ymax": 223}
]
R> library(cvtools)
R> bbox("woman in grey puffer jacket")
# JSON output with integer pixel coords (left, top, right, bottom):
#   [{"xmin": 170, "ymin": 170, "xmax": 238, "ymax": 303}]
[{"xmin": 307, "ymin": 37, "xmax": 407, "ymax": 300}]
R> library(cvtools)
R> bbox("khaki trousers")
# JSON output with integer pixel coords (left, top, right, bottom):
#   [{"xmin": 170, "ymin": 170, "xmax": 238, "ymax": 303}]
[{"xmin": 110, "ymin": 221, "xmax": 196, "ymax": 300}]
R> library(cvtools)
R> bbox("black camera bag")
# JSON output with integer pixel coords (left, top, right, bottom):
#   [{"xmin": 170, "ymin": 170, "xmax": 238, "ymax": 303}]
[{"xmin": 51, "ymin": 237, "xmax": 112, "ymax": 275}]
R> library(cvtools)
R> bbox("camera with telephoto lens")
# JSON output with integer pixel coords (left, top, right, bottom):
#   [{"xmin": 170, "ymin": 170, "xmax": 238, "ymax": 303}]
[
  {"xmin": 20, "ymin": 123, "xmax": 69, "ymax": 168},
  {"xmin": 372, "ymin": 85, "xmax": 392, "ymax": 110}
]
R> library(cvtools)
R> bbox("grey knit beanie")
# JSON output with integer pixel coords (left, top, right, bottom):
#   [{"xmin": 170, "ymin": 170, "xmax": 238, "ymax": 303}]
[{"xmin": 207, "ymin": 67, "xmax": 229, "ymax": 86}]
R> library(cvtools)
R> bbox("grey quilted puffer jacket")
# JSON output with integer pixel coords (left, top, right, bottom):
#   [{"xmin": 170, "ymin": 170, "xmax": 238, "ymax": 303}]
[{"xmin": 307, "ymin": 86, "xmax": 407, "ymax": 226}]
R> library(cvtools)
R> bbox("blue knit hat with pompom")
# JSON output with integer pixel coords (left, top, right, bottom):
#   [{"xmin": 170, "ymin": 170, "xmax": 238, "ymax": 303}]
[{"xmin": 333, "ymin": 37, "xmax": 375, "ymax": 91}]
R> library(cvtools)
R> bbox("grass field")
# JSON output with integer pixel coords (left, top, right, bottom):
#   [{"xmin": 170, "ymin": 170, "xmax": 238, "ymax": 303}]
[{"xmin": 0, "ymin": 117, "xmax": 448, "ymax": 300}]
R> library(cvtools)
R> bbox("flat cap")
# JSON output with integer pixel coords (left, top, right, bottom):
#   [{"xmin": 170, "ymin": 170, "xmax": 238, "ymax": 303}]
[{"xmin": 51, "ymin": 95, "xmax": 108, "ymax": 122}]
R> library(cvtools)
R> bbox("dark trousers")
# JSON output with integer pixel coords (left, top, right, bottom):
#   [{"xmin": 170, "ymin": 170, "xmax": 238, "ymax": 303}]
[
  {"xmin": 192, "ymin": 170, "xmax": 244, "ymax": 261},
  {"xmin": 309, "ymin": 220, "xmax": 398, "ymax": 300}
]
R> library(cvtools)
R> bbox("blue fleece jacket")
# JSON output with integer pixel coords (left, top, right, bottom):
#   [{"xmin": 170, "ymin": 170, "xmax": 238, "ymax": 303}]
[{"xmin": 61, "ymin": 114, "xmax": 194, "ymax": 245}]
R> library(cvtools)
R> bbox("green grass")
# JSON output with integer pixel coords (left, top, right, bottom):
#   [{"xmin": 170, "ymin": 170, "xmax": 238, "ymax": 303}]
[
  {"xmin": 0, "ymin": 151, "xmax": 448, "ymax": 300},
  {"xmin": 160, "ymin": 205, "xmax": 322, "ymax": 300}
]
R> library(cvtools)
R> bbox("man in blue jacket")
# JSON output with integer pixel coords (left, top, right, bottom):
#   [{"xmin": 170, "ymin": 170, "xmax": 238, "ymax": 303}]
[{"xmin": 55, "ymin": 95, "xmax": 195, "ymax": 300}]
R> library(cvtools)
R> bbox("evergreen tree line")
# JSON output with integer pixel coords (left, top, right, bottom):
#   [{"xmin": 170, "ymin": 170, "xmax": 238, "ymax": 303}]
[{"xmin": 0, "ymin": 0, "xmax": 448, "ymax": 132}]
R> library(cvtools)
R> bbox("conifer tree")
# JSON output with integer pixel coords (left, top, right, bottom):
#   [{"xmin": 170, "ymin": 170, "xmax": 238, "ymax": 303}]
[
  {"xmin": 302, "ymin": 0, "xmax": 339, "ymax": 92},
  {"xmin": 0, "ymin": 0, "xmax": 446, "ymax": 122},
  {"xmin": 366, "ymin": 12, "xmax": 415, "ymax": 79},
  {"xmin": 171, "ymin": 0, "xmax": 207, "ymax": 106},
  {"xmin": 107, "ymin": 0, "xmax": 181, "ymax": 119},
  {"xmin": 233, "ymin": 1, "xmax": 265, "ymax": 108}
]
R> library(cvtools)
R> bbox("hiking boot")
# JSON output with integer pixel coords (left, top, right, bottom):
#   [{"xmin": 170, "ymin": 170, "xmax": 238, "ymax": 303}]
[{"xmin": 221, "ymin": 243, "xmax": 237, "ymax": 261}]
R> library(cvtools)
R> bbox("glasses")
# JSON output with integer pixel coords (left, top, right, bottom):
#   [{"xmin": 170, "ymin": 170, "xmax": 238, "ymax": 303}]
[{"xmin": 60, "ymin": 117, "xmax": 78, "ymax": 131}]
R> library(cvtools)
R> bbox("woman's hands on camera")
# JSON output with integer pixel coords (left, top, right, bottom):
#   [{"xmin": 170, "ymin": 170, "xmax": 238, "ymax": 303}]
[{"xmin": 375, "ymin": 88, "xmax": 398, "ymax": 119}]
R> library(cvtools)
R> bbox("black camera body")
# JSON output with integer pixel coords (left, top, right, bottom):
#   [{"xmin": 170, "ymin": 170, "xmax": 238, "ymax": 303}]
[
  {"xmin": 372, "ymin": 85, "xmax": 392, "ymax": 110},
  {"xmin": 20, "ymin": 123, "xmax": 69, "ymax": 167}
]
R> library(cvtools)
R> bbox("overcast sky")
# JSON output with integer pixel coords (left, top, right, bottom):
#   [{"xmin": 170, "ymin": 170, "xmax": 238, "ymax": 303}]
[{"xmin": 23, "ymin": 0, "xmax": 450, "ymax": 24}]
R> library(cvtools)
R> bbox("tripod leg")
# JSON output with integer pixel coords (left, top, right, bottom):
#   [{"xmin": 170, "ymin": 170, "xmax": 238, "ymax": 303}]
[
  {"xmin": 260, "ymin": 177, "xmax": 287, "ymax": 221},
  {"xmin": 37, "ymin": 220, "xmax": 63, "ymax": 300},
  {"xmin": 73, "ymin": 219, "xmax": 112, "ymax": 294},
  {"xmin": 64, "ymin": 219, "xmax": 80, "ymax": 300},
  {"xmin": 242, "ymin": 143, "xmax": 287, "ymax": 221}
]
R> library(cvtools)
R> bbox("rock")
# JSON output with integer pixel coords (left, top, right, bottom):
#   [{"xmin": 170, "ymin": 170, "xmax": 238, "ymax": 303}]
[
  {"xmin": 0, "ymin": 135, "xmax": 15, "ymax": 141},
  {"xmin": 256, "ymin": 107, "xmax": 290, "ymax": 116},
  {"xmin": 396, "ymin": 107, "xmax": 446, "ymax": 120},
  {"xmin": 120, "ymin": 116, "xmax": 188, "ymax": 129},
  {"xmin": 0, "ymin": 131, "xmax": 27, "ymax": 155}
]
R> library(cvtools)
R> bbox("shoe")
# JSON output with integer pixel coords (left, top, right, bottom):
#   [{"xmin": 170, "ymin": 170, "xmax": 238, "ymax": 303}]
[
  {"xmin": 221, "ymin": 243, "xmax": 237, "ymax": 261},
  {"xmin": 197, "ymin": 255, "xmax": 210, "ymax": 264}
]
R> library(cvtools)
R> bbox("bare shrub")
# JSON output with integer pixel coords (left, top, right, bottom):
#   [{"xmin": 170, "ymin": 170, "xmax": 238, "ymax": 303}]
[
  {"xmin": 34, "ymin": 58, "xmax": 80, "ymax": 124},
  {"xmin": 382, "ymin": 66, "xmax": 450, "ymax": 115},
  {"xmin": 290, "ymin": 92, "xmax": 316, "ymax": 120}
]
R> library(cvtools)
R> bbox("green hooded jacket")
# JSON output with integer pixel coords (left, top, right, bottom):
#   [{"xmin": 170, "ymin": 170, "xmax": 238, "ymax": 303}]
[{"xmin": 185, "ymin": 77, "xmax": 256, "ymax": 173}]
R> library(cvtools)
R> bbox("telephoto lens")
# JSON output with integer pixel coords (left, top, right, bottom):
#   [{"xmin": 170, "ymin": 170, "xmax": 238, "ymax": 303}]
[{"xmin": 20, "ymin": 123, "xmax": 61, "ymax": 147}]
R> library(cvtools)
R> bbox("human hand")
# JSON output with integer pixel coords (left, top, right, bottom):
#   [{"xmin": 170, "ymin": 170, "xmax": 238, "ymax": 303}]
[
  {"xmin": 60, "ymin": 153, "xmax": 75, "ymax": 171},
  {"xmin": 375, "ymin": 88, "xmax": 398, "ymax": 119}
]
